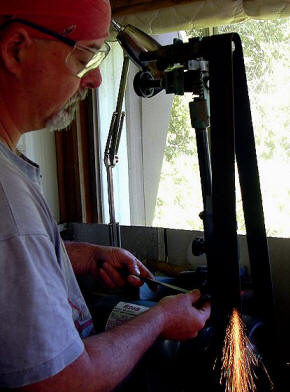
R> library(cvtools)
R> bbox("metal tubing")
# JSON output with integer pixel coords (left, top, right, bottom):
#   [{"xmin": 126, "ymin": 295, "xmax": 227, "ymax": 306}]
[
  {"xmin": 104, "ymin": 55, "xmax": 130, "ymax": 247},
  {"xmin": 109, "ymin": 55, "xmax": 130, "ymax": 166}
]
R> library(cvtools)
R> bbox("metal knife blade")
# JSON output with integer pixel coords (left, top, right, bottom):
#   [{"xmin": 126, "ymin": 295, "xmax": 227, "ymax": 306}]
[{"xmin": 130, "ymin": 274, "xmax": 189, "ymax": 293}]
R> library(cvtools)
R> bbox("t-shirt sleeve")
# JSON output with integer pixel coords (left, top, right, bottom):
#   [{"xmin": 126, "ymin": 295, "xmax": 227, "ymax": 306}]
[{"xmin": 0, "ymin": 234, "xmax": 84, "ymax": 388}]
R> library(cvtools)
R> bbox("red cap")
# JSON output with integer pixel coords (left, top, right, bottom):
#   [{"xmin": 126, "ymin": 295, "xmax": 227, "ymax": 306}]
[{"xmin": 0, "ymin": 0, "xmax": 111, "ymax": 41}]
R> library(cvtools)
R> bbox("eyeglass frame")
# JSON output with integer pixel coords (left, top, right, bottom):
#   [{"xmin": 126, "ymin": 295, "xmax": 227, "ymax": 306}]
[{"xmin": 0, "ymin": 17, "xmax": 111, "ymax": 78}]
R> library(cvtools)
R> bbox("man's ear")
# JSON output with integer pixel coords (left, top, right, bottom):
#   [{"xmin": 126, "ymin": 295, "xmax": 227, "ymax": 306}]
[{"xmin": 0, "ymin": 27, "xmax": 33, "ymax": 74}]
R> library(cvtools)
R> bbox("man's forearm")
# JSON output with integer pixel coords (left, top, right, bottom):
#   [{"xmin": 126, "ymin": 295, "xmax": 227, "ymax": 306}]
[
  {"xmin": 19, "ymin": 305, "xmax": 165, "ymax": 392},
  {"xmin": 83, "ymin": 305, "xmax": 165, "ymax": 391},
  {"xmin": 64, "ymin": 241, "xmax": 96, "ymax": 275},
  {"xmin": 19, "ymin": 291, "xmax": 209, "ymax": 392}
]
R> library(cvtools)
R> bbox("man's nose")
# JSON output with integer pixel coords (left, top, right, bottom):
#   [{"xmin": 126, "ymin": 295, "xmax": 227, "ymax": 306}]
[{"xmin": 80, "ymin": 68, "xmax": 102, "ymax": 89}]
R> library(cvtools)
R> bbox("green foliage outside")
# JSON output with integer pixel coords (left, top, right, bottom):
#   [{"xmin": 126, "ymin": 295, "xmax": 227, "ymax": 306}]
[{"xmin": 153, "ymin": 19, "xmax": 290, "ymax": 237}]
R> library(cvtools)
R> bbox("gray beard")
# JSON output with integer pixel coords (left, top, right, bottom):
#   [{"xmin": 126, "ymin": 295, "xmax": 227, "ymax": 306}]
[{"xmin": 44, "ymin": 89, "xmax": 88, "ymax": 132}]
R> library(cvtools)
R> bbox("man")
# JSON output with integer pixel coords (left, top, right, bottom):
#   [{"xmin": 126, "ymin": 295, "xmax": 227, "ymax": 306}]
[{"xmin": 0, "ymin": 1, "xmax": 211, "ymax": 391}]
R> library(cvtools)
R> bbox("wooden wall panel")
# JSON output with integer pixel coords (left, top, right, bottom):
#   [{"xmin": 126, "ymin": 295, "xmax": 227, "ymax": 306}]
[
  {"xmin": 55, "ymin": 93, "xmax": 102, "ymax": 224},
  {"xmin": 55, "ymin": 122, "xmax": 82, "ymax": 223}
]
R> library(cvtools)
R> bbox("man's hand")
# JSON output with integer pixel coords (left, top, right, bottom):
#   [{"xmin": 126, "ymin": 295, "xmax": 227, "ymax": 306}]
[
  {"xmin": 156, "ymin": 289, "xmax": 211, "ymax": 340},
  {"xmin": 91, "ymin": 245, "xmax": 155, "ymax": 290},
  {"xmin": 64, "ymin": 241, "xmax": 154, "ymax": 290}
]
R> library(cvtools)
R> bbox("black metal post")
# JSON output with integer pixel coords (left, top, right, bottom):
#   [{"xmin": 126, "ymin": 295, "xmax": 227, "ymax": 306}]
[{"xmin": 206, "ymin": 35, "xmax": 241, "ymax": 314}]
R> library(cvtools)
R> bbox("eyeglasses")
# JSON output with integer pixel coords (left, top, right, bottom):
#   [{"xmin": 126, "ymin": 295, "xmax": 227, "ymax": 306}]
[
  {"xmin": 65, "ymin": 41, "xmax": 110, "ymax": 78},
  {"xmin": 0, "ymin": 18, "xmax": 110, "ymax": 78}
]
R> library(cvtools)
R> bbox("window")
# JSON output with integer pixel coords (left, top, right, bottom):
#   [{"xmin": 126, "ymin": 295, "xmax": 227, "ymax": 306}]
[{"xmin": 152, "ymin": 19, "xmax": 290, "ymax": 238}]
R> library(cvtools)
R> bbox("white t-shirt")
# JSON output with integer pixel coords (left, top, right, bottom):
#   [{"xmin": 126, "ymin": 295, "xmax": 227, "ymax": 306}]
[{"xmin": 0, "ymin": 142, "xmax": 94, "ymax": 388}]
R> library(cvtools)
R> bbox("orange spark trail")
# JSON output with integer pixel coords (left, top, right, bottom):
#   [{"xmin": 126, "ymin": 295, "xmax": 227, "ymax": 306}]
[{"xmin": 220, "ymin": 308, "xmax": 259, "ymax": 392}]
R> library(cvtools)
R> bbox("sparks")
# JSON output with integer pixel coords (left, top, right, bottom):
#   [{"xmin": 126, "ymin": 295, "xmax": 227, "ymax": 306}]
[{"xmin": 220, "ymin": 308, "xmax": 259, "ymax": 392}]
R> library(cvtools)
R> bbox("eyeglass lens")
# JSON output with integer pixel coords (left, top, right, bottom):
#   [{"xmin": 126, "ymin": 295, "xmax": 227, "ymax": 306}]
[{"xmin": 66, "ymin": 43, "xmax": 110, "ymax": 78}]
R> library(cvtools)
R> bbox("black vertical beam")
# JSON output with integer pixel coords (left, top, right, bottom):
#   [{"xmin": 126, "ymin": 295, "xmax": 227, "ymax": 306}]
[
  {"xmin": 233, "ymin": 32, "xmax": 280, "ymax": 386},
  {"xmin": 232, "ymin": 34, "xmax": 275, "ymax": 324},
  {"xmin": 231, "ymin": 36, "xmax": 279, "ymax": 378},
  {"xmin": 205, "ymin": 34, "xmax": 241, "ymax": 315}
]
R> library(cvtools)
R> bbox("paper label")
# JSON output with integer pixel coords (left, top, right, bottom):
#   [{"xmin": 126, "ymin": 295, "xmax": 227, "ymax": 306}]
[{"xmin": 105, "ymin": 301, "xmax": 149, "ymax": 331}]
